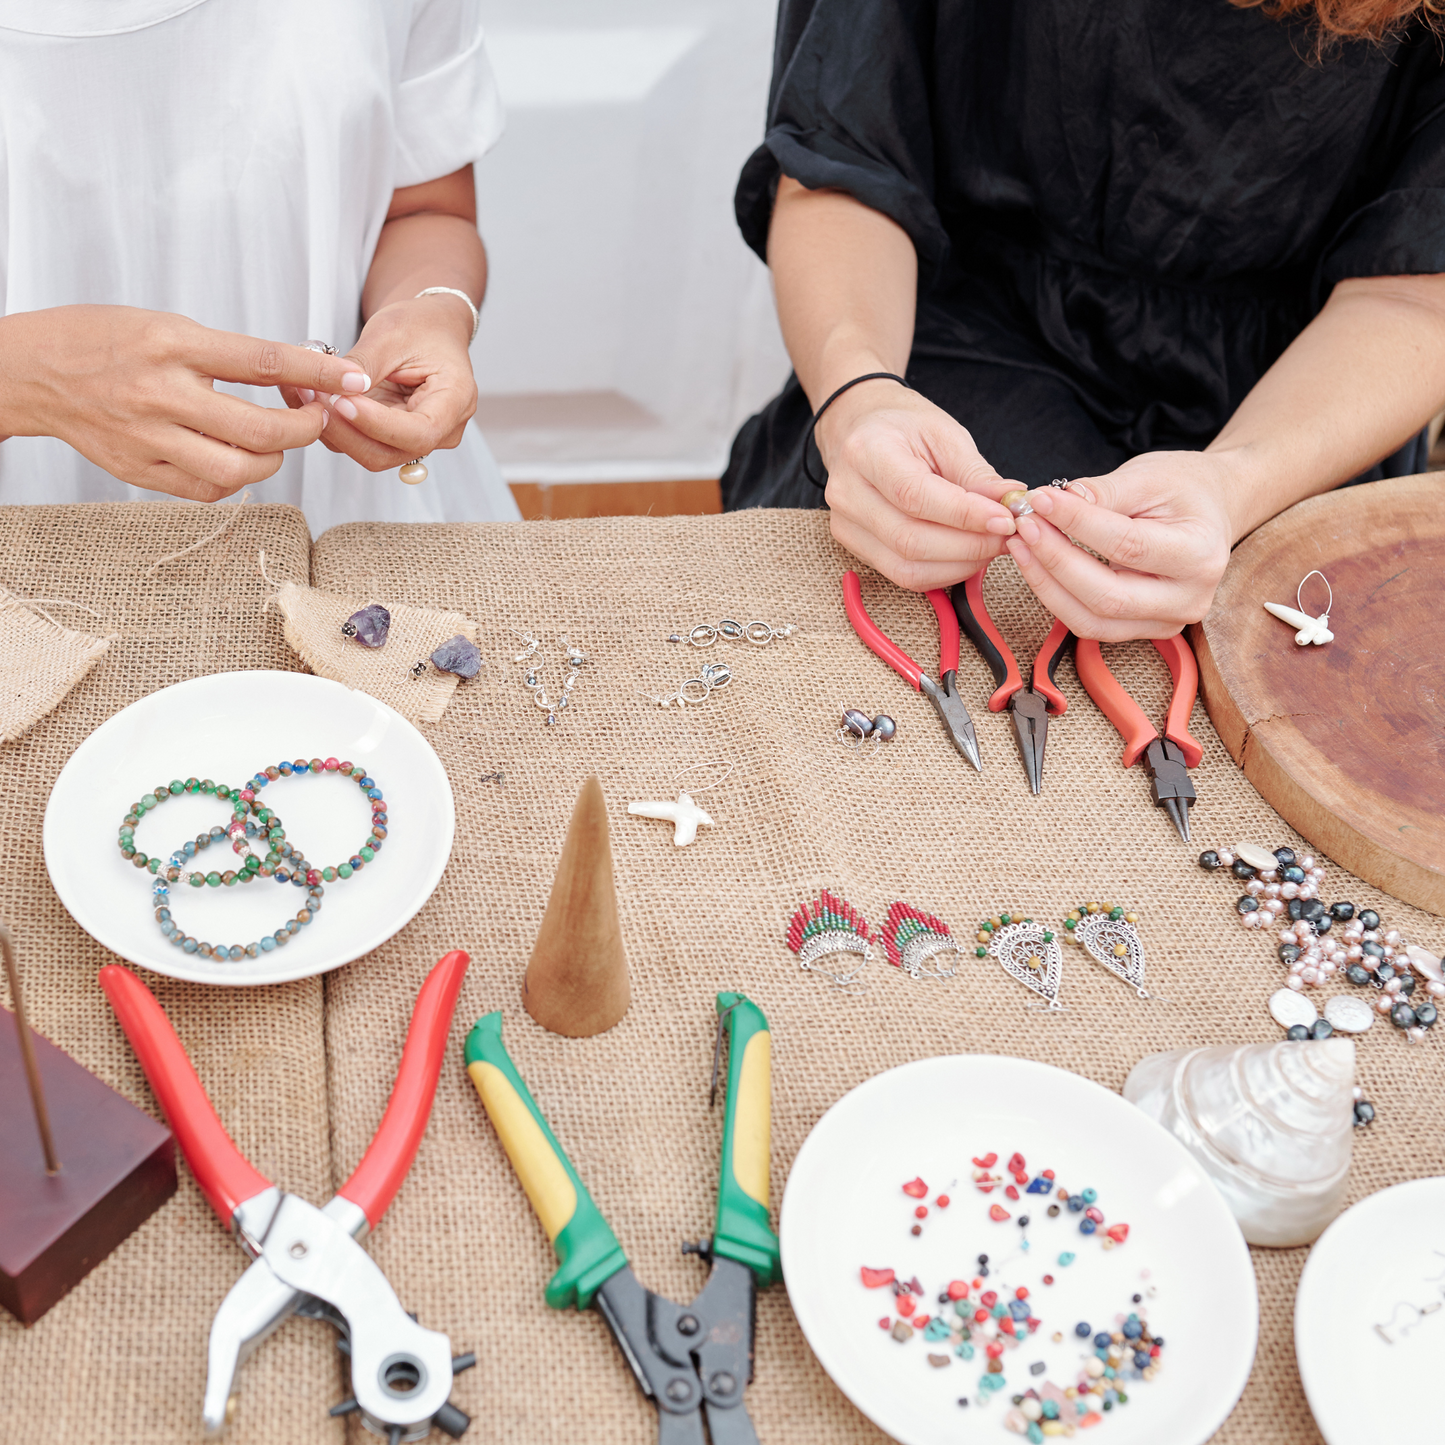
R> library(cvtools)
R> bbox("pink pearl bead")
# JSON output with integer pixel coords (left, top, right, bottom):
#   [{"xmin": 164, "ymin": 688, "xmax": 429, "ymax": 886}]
[
  {"xmin": 1385, "ymin": 929, "xmax": 1401, "ymax": 945},
  {"xmin": 1408, "ymin": 1027, "xmax": 1426, "ymax": 1043},
  {"xmin": 1260, "ymin": 870, "xmax": 1279, "ymax": 884},
  {"xmin": 1386, "ymin": 978, "xmax": 1401, "ymax": 994},
  {"xmin": 1363, "ymin": 930, "xmax": 1379, "ymax": 942},
  {"xmin": 1377, "ymin": 997, "xmax": 1394, "ymax": 1014},
  {"xmin": 1331, "ymin": 951, "xmax": 1347, "ymax": 965},
  {"xmin": 1287, "ymin": 976, "xmax": 1304, "ymax": 991},
  {"xmin": 1265, "ymin": 900, "xmax": 1284, "ymax": 916},
  {"xmin": 1246, "ymin": 880, "xmax": 1265, "ymax": 895},
  {"xmin": 1322, "ymin": 962, "xmax": 1336, "ymax": 976},
  {"xmin": 1279, "ymin": 929, "xmax": 1297, "ymax": 944},
  {"xmin": 1241, "ymin": 913, "xmax": 1259, "ymax": 928},
  {"xmin": 1346, "ymin": 944, "xmax": 1363, "ymax": 960},
  {"xmin": 1264, "ymin": 883, "xmax": 1281, "ymax": 898},
  {"xmin": 1280, "ymin": 882, "xmax": 1299, "ymax": 899},
  {"xmin": 1428, "ymin": 981, "xmax": 1445, "ymax": 998},
  {"xmin": 1301, "ymin": 856, "xmax": 1315, "ymax": 870},
  {"xmin": 1301, "ymin": 968, "xmax": 1318, "ymax": 985},
  {"xmin": 1217, "ymin": 850, "xmax": 1235, "ymax": 866}
]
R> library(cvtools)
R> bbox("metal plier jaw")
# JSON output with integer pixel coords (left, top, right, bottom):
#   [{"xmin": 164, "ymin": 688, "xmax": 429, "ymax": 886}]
[
  {"xmin": 919, "ymin": 670, "xmax": 982, "ymax": 772},
  {"xmin": 1142, "ymin": 737, "xmax": 1197, "ymax": 842}
]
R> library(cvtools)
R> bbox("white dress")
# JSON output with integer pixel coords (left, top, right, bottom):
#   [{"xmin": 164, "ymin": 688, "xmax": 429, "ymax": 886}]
[{"xmin": 0, "ymin": 0, "xmax": 520, "ymax": 535}]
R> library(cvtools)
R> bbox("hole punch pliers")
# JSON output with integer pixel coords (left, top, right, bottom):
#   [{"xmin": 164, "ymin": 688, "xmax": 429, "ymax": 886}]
[
  {"xmin": 950, "ymin": 562, "xmax": 1076, "ymax": 794},
  {"xmin": 466, "ymin": 993, "xmax": 781, "ymax": 1445},
  {"xmin": 100, "ymin": 952, "xmax": 475, "ymax": 1440},
  {"xmin": 1075, "ymin": 636, "xmax": 1205, "ymax": 841},
  {"xmin": 842, "ymin": 570, "xmax": 981, "ymax": 770}
]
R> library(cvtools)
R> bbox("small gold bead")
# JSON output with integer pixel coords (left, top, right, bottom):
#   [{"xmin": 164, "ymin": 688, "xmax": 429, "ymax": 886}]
[
  {"xmin": 1125, "ymin": 911, "xmax": 1139, "ymax": 923},
  {"xmin": 1114, "ymin": 943, "xmax": 1127, "ymax": 957},
  {"xmin": 977, "ymin": 931, "xmax": 991, "ymax": 944},
  {"xmin": 1027, "ymin": 955, "xmax": 1042, "ymax": 970}
]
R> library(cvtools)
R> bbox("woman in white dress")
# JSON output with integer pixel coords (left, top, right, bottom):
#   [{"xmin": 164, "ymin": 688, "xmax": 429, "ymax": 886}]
[{"xmin": 0, "ymin": 0, "xmax": 520, "ymax": 534}]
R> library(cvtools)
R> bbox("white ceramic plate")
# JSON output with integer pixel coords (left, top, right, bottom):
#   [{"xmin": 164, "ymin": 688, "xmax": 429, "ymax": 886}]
[
  {"xmin": 779, "ymin": 1056, "xmax": 1258, "ymax": 1445},
  {"xmin": 44, "ymin": 671, "xmax": 454, "ymax": 986},
  {"xmin": 1295, "ymin": 1177, "xmax": 1445, "ymax": 1444}
]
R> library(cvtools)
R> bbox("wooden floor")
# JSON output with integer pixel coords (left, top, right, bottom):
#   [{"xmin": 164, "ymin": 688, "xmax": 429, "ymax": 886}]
[{"xmin": 509, "ymin": 478, "xmax": 721, "ymax": 519}]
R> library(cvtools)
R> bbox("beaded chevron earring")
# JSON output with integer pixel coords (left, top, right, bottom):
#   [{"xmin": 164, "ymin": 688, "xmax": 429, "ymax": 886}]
[
  {"xmin": 880, "ymin": 902, "xmax": 958, "ymax": 980},
  {"xmin": 786, "ymin": 890, "xmax": 872, "ymax": 992}
]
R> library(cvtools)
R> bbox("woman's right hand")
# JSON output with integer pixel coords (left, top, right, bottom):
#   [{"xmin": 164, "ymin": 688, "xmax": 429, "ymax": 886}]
[
  {"xmin": 815, "ymin": 378, "xmax": 1020, "ymax": 590},
  {"xmin": 0, "ymin": 305, "xmax": 371, "ymax": 501}
]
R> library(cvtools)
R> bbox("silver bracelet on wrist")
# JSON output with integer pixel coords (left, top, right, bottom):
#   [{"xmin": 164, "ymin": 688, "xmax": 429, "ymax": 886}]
[{"xmin": 415, "ymin": 286, "xmax": 480, "ymax": 343}]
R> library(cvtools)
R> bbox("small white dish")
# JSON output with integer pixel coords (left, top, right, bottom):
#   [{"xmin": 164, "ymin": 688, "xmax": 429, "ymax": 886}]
[
  {"xmin": 779, "ymin": 1055, "xmax": 1258, "ymax": 1445},
  {"xmin": 44, "ymin": 671, "xmax": 455, "ymax": 986},
  {"xmin": 1296, "ymin": 1177, "xmax": 1445, "ymax": 1444}
]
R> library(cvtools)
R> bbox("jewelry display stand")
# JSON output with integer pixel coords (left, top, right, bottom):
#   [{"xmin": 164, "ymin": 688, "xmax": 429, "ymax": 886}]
[{"xmin": 522, "ymin": 775, "xmax": 631, "ymax": 1037}]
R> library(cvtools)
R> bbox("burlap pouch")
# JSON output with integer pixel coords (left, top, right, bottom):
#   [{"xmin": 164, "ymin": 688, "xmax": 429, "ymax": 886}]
[
  {"xmin": 0, "ymin": 587, "xmax": 114, "ymax": 745},
  {"xmin": 268, "ymin": 572, "xmax": 478, "ymax": 724}
]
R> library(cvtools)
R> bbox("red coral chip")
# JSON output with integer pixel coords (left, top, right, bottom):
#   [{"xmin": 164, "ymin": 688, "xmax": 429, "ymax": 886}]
[
  {"xmin": 1007, "ymin": 1152, "xmax": 1026, "ymax": 1172},
  {"xmin": 1042, "ymin": 1169, "xmax": 1056, "ymax": 1180},
  {"xmin": 860, "ymin": 1267, "xmax": 896, "ymax": 1289},
  {"xmin": 1106, "ymin": 1223, "xmax": 1130, "ymax": 1244},
  {"xmin": 977, "ymin": 1183, "xmax": 996, "ymax": 1194},
  {"xmin": 878, "ymin": 1317, "xmax": 891, "ymax": 1329},
  {"xmin": 1027, "ymin": 1317, "xmax": 1041, "ymax": 1331},
  {"xmin": 985, "ymin": 1342, "xmax": 1004, "ymax": 1359},
  {"xmin": 1005, "ymin": 1185, "xmax": 1020, "ymax": 1201},
  {"xmin": 902, "ymin": 1177, "xmax": 929, "ymax": 1198},
  {"xmin": 972, "ymin": 1153, "xmax": 998, "ymax": 1168},
  {"xmin": 947, "ymin": 1280, "xmax": 970, "ymax": 1300},
  {"xmin": 1084, "ymin": 1206, "xmax": 1104, "ymax": 1224},
  {"xmin": 1042, "ymin": 1275, "xmax": 1055, "ymax": 1286},
  {"xmin": 1014, "ymin": 1287, "xmax": 1029, "ymax": 1300},
  {"xmin": 936, "ymin": 1194, "xmax": 950, "ymax": 1208},
  {"xmin": 980, "ymin": 1290, "xmax": 998, "ymax": 1308},
  {"xmin": 999, "ymin": 1317, "xmax": 1016, "ymax": 1336},
  {"xmin": 914, "ymin": 1205, "xmax": 929, "ymax": 1219},
  {"xmin": 896, "ymin": 1293, "xmax": 916, "ymax": 1317},
  {"xmin": 974, "ymin": 1308, "xmax": 990, "ymax": 1323},
  {"xmin": 989, "ymin": 1204, "xmax": 1011, "ymax": 1222},
  {"xmin": 914, "ymin": 1315, "xmax": 930, "ymax": 1330}
]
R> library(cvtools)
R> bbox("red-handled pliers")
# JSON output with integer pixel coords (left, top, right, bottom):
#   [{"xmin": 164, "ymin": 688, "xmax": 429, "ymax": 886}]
[
  {"xmin": 842, "ymin": 570, "xmax": 981, "ymax": 770},
  {"xmin": 1075, "ymin": 637, "xmax": 1204, "ymax": 841},
  {"xmin": 99, "ymin": 951, "xmax": 474, "ymax": 1441},
  {"xmin": 950, "ymin": 563, "xmax": 1075, "ymax": 794}
]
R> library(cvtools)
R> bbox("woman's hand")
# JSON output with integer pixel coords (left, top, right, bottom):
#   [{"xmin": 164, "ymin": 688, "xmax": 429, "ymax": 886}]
[
  {"xmin": 819, "ymin": 379, "xmax": 1020, "ymax": 590},
  {"xmin": 292, "ymin": 293, "xmax": 477, "ymax": 472},
  {"xmin": 0, "ymin": 305, "xmax": 368, "ymax": 501},
  {"xmin": 1004, "ymin": 450, "xmax": 1238, "ymax": 640}
]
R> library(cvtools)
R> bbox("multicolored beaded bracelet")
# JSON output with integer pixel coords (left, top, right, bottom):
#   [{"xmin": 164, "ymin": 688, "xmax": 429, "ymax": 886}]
[
  {"xmin": 117, "ymin": 777, "xmax": 244, "ymax": 874},
  {"xmin": 152, "ymin": 827, "xmax": 324, "ymax": 960},
  {"xmin": 236, "ymin": 758, "xmax": 388, "ymax": 884}
]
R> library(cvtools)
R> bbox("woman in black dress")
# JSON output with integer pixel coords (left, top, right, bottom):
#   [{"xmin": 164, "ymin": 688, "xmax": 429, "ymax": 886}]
[{"xmin": 723, "ymin": 0, "xmax": 1445, "ymax": 638}]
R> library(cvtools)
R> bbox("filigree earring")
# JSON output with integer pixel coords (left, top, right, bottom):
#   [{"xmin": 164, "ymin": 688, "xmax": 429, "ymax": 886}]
[
  {"xmin": 1063, "ymin": 902, "xmax": 1163, "ymax": 1000},
  {"xmin": 979, "ymin": 911, "xmax": 1065, "ymax": 1010}
]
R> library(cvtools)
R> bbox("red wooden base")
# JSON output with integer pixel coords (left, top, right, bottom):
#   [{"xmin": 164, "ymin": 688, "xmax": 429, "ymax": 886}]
[{"xmin": 0, "ymin": 1008, "xmax": 176, "ymax": 1324}]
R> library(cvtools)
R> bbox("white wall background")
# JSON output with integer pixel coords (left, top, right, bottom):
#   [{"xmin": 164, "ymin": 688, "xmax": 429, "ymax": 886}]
[{"xmin": 473, "ymin": 0, "xmax": 792, "ymax": 483}]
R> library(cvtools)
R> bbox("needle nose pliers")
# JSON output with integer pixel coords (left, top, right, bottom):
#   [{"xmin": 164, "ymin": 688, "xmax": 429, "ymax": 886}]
[
  {"xmin": 842, "ymin": 570, "xmax": 981, "ymax": 770},
  {"xmin": 1075, "ymin": 636, "xmax": 1204, "ymax": 841},
  {"xmin": 100, "ymin": 951, "xmax": 475, "ymax": 1441},
  {"xmin": 950, "ymin": 562, "xmax": 1075, "ymax": 794}
]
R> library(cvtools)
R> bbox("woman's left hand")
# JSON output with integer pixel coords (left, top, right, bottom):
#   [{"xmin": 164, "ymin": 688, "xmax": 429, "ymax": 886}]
[
  {"xmin": 282, "ymin": 293, "xmax": 477, "ymax": 470},
  {"xmin": 1003, "ymin": 450, "xmax": 1240, "ymax": 640}
]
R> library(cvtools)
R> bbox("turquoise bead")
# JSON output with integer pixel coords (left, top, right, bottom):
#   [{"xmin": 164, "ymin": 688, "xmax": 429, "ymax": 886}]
[{"xmin": 260, "ymin": 936, "xmax": 276, "ymax": 951}]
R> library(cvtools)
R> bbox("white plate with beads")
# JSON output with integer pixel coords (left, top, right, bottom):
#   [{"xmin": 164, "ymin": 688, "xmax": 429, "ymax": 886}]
[
  {"xmin": 779, "ymin": 1055, "xmax": 1258, "ymax": 1445},
  {"xmin": 44, "ymin": 671, "xmax": 454, "ymax": 986}
]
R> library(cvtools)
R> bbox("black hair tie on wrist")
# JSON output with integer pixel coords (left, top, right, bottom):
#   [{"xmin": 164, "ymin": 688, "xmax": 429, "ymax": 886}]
[{"xmin": 801, "ymin": 372, "xmax": 910, "ymax": 490}]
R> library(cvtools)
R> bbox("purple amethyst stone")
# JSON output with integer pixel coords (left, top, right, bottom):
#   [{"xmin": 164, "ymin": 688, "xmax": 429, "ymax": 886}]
[
  {"xmin": 430, "ymin": 634, "xmax": 481, "ymax": 679},
  {"xmin": 344, "ymin": 604, "xmax": 391, "ymax": 648}
]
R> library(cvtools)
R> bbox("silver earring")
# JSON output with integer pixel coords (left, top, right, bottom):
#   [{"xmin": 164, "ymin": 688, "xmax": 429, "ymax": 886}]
[
  {"xmin": 667, "ymin": 617, "xmax": 798, "ymax": 646},
  {"xmin": 837, "ymin": 707, "xmax": 897, "ymax": 756},
  {"xmin": 1064, "ymin": 905, "xmax": 1164, "ymax": 1000},
  {"xmin": 641, "ymin": 660, "xmax": 732, "ymax": 708},
  {"xmin": 986, "ymin": 917, "xmax": 1066, "ymax": 1010}
]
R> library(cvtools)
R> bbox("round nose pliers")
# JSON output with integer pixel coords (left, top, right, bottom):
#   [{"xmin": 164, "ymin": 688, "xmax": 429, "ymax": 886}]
[
  {"xmin": 842, "ymin": 570, "xmax": 981, "ymax": 770},
  {"xmin": 950, "ymin": 562, "xmax": 1075, "ymax": 794}
]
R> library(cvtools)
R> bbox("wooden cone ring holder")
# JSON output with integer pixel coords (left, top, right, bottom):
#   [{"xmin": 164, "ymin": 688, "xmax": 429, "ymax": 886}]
[
  {"xmin": 523, "ymin": 775, "xmax": 631, "ymax": 1036},
  {"xmin": 0, "ymin": 923, "xmax": 176, "ymax": 1324}
]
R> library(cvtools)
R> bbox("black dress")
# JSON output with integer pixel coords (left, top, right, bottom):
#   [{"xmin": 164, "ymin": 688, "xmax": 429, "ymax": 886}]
[{"xmin": 722, "ymin": 0, "xmax": 1445, "ymax": 509}]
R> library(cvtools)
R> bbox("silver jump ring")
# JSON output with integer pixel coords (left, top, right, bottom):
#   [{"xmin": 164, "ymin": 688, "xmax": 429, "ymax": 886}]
[
  {"xmin": 700, "ymin": 662, "xmax": 732, "ymax": 689},
  {"xmin": 689, "ymin": 624, "xmax": 718, "ymax": 648},
  {"xmin": 718, "ymin": 618, "xmax": 745, "ymax": 642},
  {"xmin": 744, "ymin": 621, "xmax": 774, "ymax": 645},
  {"xmin": 299, "ymin": 340, "xmax": 337, "ymax": 355},
  {"xmin": 678, "ymin": 677, "xmax": 711, "ymax": 705}
]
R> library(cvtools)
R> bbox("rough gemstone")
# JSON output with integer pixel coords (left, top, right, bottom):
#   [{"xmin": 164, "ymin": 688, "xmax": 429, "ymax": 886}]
[
  {"xmin": 430, "ymin": 634, "xmax": 481, "ymax": 679},
  {"xmin": 344, "ymin": 604, "xmax": 391, "ymax": 647}
]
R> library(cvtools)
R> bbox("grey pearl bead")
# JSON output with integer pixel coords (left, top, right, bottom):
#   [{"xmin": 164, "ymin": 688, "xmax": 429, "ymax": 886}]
[
  {"xmin": 870, "ymin": 714, "xmax": 897, "ymax": 740},
  {"xmin": 841, "ymin": 708, "xmax": 871, "ymax": 738}
]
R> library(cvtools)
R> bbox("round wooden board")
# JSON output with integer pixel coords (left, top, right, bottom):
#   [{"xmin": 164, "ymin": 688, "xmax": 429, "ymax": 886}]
[{"xmin": 1189, "ymin": 472, "xmax": 1445, "ymax": 915}]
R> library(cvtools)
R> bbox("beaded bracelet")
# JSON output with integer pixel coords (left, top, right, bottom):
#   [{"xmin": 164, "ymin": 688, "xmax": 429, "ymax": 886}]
[
  {"xmin": 117, "ymin": 776, "xmax": 245, "ymax": 874},
  {"xmin": 236, "ymin": 758, "xmax": 387, "ymax": 884}
]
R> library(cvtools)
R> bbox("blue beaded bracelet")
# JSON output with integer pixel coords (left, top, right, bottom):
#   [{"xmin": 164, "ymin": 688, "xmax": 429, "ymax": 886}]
[{"xmin": 152, "ymin": 823, "xmax": 324, "ymax": 961}]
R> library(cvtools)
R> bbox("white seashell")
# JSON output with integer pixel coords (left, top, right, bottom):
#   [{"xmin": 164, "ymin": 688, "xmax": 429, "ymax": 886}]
[
  {"xmin": 1404, "ymin": 944, "xmax": 1443, "ymax": 982},
  {"xmin": 1269, "ymin": 987, "xmax": 1318, "ymax": 1029},
  {"xmin": 1235, "ymin": 842, "xmax": 1280, "ymax": 872},
  {"xmin": 1263, "ymin": 602, "xmax": 1333, "ymax": 646},
  {"xmin": 1124, "ymin": 1038, "xmax": 1355, "ymax": 1246},
  {"xmin": 1324, "ymin": 995, "xmax": 1374, "ymax": 1033}
]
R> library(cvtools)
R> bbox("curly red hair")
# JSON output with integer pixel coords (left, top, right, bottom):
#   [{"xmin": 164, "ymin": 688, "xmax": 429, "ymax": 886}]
[{"xmin": 1234, "ymin": 0, "xmax": 1444, "ymax": 41}]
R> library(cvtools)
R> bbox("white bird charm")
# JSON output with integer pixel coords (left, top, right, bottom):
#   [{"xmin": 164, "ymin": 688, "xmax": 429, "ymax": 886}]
[
  {"xmin": 1263, "ymin": 601, "xmax": 1333, "ymax": 646},
  {"xmin": 627, "ymin": 790, "xmax": 715, "ymax": 846}
]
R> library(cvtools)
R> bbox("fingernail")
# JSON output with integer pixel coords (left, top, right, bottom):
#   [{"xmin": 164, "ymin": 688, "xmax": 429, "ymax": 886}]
[
  {"xmin": 1017, "ymin": 517, "xmax": 1040, "ymax": 545},
  {"xmin": 1067, "ymin": 480, "xmax": 1096, "ymax": 503},
  {"xmin": 985, "ymin": 516, "xmax": 1016, "ymax": 535},
  {"xmin": 334, "ymin": 397, "xmax": 358, "ymax": 421},
  {"xmin": 320, "ymin": 409, "xmax": 329, "ymax": 429},
  {"xmin": 341, "ymin": 371, "xmax": 371, "ymax": 393},
  {"xmin": 1030, "ymin": 489, "xmax": 1054, "ymax": 515},
  {"xmin": 298, "ymin": 388, "xmax": 315, "ymax": 404},
  {"xmin": 1009, "ymin": 538, "xmax": 1033, "ymax": 566}
]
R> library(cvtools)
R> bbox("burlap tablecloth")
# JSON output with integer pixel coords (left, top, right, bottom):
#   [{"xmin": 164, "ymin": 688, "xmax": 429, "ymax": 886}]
[{"xmin": 1, "ymin": 502, "xmax": 1441, "ymax": 1445}]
